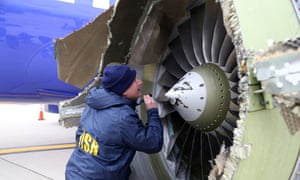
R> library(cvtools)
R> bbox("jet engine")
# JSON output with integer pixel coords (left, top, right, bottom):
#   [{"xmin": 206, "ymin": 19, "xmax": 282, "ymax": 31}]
[{"xmin": 55, "ymin": 0, "xmax": 300, "ymax": 179}]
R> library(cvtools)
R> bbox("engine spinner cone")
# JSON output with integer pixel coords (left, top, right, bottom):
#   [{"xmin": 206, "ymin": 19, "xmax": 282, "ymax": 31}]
[{"xmin": 165, "ymin": 63, "xmax": 231, "ymax": 132}]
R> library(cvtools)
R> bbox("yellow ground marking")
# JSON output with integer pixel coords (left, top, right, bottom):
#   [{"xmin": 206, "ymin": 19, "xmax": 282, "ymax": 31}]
[{"xmin": 0, "ymin": 143, "xmax": 76, "ymax": 155}]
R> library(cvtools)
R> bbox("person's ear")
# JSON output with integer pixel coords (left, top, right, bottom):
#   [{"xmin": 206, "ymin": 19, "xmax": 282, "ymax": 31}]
[{"xmin": 122, "ymin": 90, "xmax": 128, "ymax": 97}]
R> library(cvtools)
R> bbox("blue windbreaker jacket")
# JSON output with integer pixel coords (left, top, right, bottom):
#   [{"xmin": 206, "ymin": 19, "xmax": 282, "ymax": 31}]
[{"xmin": 65, "ymin": 87, "xmax": 163, "ymax": 180}]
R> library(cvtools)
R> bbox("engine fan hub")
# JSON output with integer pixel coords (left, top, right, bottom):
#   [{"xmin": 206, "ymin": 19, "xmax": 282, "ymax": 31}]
[{"xmin": 165, "ymin": 63, "xmax": 231, "ymax": 131}]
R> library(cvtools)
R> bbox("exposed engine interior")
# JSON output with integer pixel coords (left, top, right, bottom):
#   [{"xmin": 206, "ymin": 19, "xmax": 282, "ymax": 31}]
[{"xmin": 55, "ymin": 0, "xmax": 300, "ymax": 179}]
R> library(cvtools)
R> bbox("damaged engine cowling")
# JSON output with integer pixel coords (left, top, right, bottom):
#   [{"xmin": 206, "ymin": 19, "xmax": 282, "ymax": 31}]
[{"xmin": 56, "ymin": 0, "xmax": 244, "ymax": 179}]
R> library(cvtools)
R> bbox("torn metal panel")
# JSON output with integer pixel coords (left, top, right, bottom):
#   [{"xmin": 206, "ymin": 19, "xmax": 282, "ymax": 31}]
[
  {"xmin": 129, "ymin": 0, "xmax": 187, "ymax": 65},
  {"xmin": 103, "ymin": 0, "xmax": 148, "ymax": 65},
  {"xmin": 58, "ymin": 102, "xmax": 85, "ymax": 128},
  {"xmin": 56, "ymin": 0, "xmax": 188, "ymax": 127},
  {"xmin": 215, "ymin": 0, "xmax": 252, "ymax": 179},
  {"xmin": 275, "ymin": 95, "xmax": 300, "ymax": 135},
  {"xmin": 56, "ymin": 0, "xmax": 151, "ymax": 127},
  {"xmin": 129, "ymin": 1, "xmax": 171, "ymax": 65},
  {"xmin": 58, "ymin": 76, "xmax": 101, "ymax": 128},
  {"xmin": 253, "ymin": 49, "xmax": 300, "ymax": 98},
  {"xmin": 252, "ymin": 40, "xmax": 300, "ymax": 135},
  {"xmin": 54, "ymin": 7, "xmax": 113, "ymax": 88}
]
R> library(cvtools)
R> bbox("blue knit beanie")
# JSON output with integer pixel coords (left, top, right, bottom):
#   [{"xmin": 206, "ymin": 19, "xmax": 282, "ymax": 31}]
[{"xmin": 102, "ymin": 65, "xmax": 136, "ymax": 95}]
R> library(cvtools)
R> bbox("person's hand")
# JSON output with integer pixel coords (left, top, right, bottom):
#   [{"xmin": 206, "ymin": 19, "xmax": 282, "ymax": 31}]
[{"xmin": 143, "ymin": 94, "xmax": 157, "ymax": 110}]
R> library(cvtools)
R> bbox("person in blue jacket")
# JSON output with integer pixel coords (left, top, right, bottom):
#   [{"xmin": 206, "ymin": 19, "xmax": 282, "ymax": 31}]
[{"xmin": 65, "ymin": 64, "xmax": 163, "ymax": 180}]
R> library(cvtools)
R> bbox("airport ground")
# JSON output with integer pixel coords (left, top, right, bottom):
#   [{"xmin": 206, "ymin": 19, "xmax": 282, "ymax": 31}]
[{"xmin": 0, "ymin": 104, "xmax": 77, "ymax": 180}]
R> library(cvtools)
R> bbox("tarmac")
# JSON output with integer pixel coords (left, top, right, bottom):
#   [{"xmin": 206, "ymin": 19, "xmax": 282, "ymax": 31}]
[{"xmin": 0, "ymin": 104, "xmax": 77, "ymax": 180}]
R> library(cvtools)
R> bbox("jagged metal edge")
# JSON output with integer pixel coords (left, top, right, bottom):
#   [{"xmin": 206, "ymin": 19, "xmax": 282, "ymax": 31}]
[
  {"xmin": 57, "ymin": 2, "xmax": 122, "ymax": 128},
  {"xmin": 58, "ymin": 75, "xmax": 101, "ymax": 128},
  {"xmin": 217, "ymin": 9, "xmax": 300, "ymax": 179},
  {"xmin": 253, "ymin": 38, "xmax": 300, "ymax": 135},
  {"xmin": 213, "ymin": 0, "xmax": 252, "ymax": 179},
  {"xmin": 256, "ymin": 37, "xmax": 300, "ymax": 58}
]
